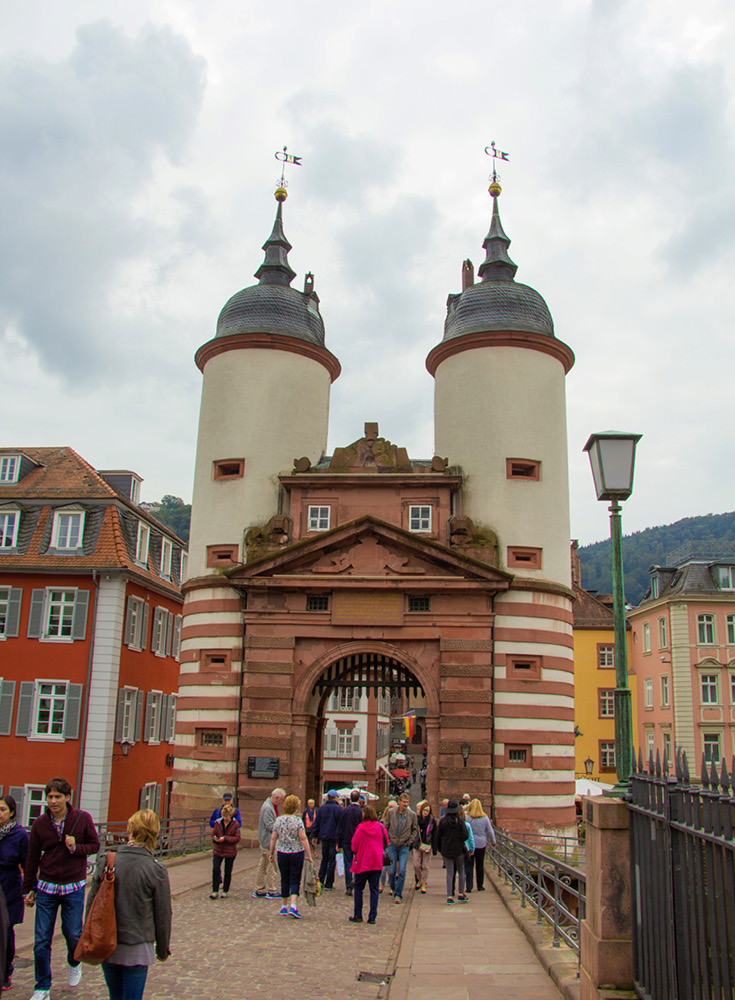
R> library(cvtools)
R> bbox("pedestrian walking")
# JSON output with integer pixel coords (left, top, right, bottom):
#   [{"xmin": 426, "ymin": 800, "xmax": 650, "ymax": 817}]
[
  {"xmin": 412, "ymin": 801, "xmax": 436, "ymax": 893},
  {"xmin": 302, "ymin": 799, "xmax": 318, "ymax": 860},
  {"xmin": 22, "ymin": 776, "xmax": 100, "ymax": 1000},
  {"xmin": 268, "ymin": 795, "xmax": 313, "ymax": 919},
  {"xmin": 0, "ymin": 794, "xmax": 29, "ymax": 991},
  {"xmin": 253, "ymin": 788, "xmax": 285, "ymax": 899},
  {"xmin": 87, "ymin": 809, "xmax": 171, "ymax": 1000},
  {"xmin": 337, "ymin": 791, "xmax": 363, "ymax": 896},
  {"xmin": 436, "ymin": 800, "xmax": 470, "ymax": 905},
  {"xmin": 311, "ymin": 791, "xmax": 341, "ymax": 891},
  {"xmin": 379, "ymin": 801, "xmax": 396, "ymax": 893},
  {"xmin": 348, "ymin": 805, "xmax": 388, "ymax": 924},
  {"xmin": 208, "ymin": 791, "xmax": 241, "ymax": 828},
  {"xmin": 210, "ymin": 803, "xmax": 241, "ymax": 899},
  {"xmin": 383, "ymin": 793, "xmax": 417, "ymax": 904},
  {"xmin": 466, "ymin": 798, "xmax": 496, "ymax": 892}
]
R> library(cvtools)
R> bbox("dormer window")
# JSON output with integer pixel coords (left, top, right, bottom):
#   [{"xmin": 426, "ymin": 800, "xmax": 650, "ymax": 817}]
[
  {"xmin": 53, "ymin": 510, "xmax": 84, "ymax": 550},
  {"xmin": 716, "ymin": 566, "xmax": 735, "ymax": 590},
  {"xmin": 0, "ymin": 508, "xmax": 19, "ymax": 549},
  {"xmin": 130, "ymin": 477, "xmax": 141, "ymax": 504},
  {"xmin": 651, "ymin": 577, "xmax": 660, "ymax": 599},
  {"xmin": 409, "ymin": 506, "xmax": 432, "ymax": 533},
  {"xmin": 308, "ymin": 506, "xmax": 331, "ymax": 531},
  {"xmin": 160, "ymin": 537, "xmax": 173, "ymax": 579},
  {"xmin": 180, "ymin": 550, "xmax": 188, "ymax": 582},
  {"xmin": 0, "ymin": 456, "xmax": 19, "ymax": 483},
  {"xmin": 136, "ymin": 522, "xmax": 150, "ymax": 565}
]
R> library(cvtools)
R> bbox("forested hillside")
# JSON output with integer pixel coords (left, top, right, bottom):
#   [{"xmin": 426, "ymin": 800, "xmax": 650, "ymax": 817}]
[{"xmin": 577, "ymin": 511, "xmax": 735, "ymax": 607}]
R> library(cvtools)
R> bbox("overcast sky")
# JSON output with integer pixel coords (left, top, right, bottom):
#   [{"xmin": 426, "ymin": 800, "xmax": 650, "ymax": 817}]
[{"xmin": 2, "ymin": 1, "xmax": 734, "ymax": 546}]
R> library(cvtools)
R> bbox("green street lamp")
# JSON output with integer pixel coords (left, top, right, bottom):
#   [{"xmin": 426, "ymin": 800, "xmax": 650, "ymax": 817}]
[{"xmin": 583, "ymin": 431, "xmax": 642, "ymax": 790}]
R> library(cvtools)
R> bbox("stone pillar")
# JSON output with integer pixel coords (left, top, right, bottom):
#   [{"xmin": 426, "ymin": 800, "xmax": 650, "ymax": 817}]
[
  {"xmin": 579, "ymin": 796, "xmax": 634, "ymax": 1000},
  {"xmin": 425, "ymin": 717, "xmax": 440, "ymax": 806}
]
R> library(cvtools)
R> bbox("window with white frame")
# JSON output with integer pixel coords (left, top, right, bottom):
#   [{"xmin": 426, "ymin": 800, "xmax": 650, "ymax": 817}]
[
  {"xmin": 52, "ymin": 510, "xmax": 84, "ymax": 550},
  {"xmin": 600, "ymin": 741, "xmax": 615, "ymax": 770},
  {"xmin": 160, "ymin": 537, "xmax": 173, "ymax": 579},
  {"xmin": 701, "ymin": 674, "xmax": 719, "ymax": 705},
  {"xmin": 0, "ymin": 510, "xmax": 19, "ymax": 549},
  {"xmin": 662, "ymin": 731, "xmax": 672, "ymax": 761},
  {"xmin": 599, "ymin": 689, "xmax": 615, "ymax": 718},
  {"xmin": 307, "ymin": 506, "xmax": 330, "ymax": 531},
  {"xmin": 15, "ymin": 679, "xmax": 82, "ymax": 740},
  {"xmin": 660, "ymin": 675, "xmax": 670, "ymax": 708},
  {"xmin": 23, "ymin": 786, "xmax": 46, "ymax": 825},
  {"xmin": 35, "ymin": 682, "xmax": 67, "ymax": 738},
  {"xmin": 409, "ymin": 505, "xmax": 432, "ymax": 532},
  {"xmin": 116, "ymin": 688, "xmax": 138, "ymax": 742},
  {"xmin": 45, "ymin": 590, "xmax": 76, "ymax": 639},
  {"xmin": 171, "ymin": 615, "xmax": 182, "ymax": 661},
  {"xmin": 651, "ymin": 577, "xmax": 660, "ymax": 599},
  {"xmin": 598, "ymin": 645, "xmax": 615, "ymax": 669},
  {"xmin": 139, "ymin": 782, "xmax": 161, "ymax": 812},
  {"xmin": 124, "ymin": 596, "xmax": 148, "ymax": 650},
  {"xmin": 0, "ymin": 456, "xmax": 19, "ymax": 483},
  {"xmin": 151, "ymin": 608, "xmax": 171, "ymax": 656},
  {"xmin": 136, "ymin": 522, "xmax": 150, "ymax": 565},
  {"xmin": 658, "ymin": 617, "xmax": 668, "ymax": 649},
  {"xmin": 28, "ymin": 588, "xmax": 88, "ymax": 642},
  {"xmin": 644, "ymin": 677, "xmax": 653, "ymax": 708},
  {"xmin": 703, "ymin": 732, "xmax": 721, "ymax": 765},
  {"xmin": 716, "ymin": 566, "xmax": 735, "ymax": 590},
  {"xmin": 646, "ymin": 731, "xmax": 655, "ymax": 758},
  {"xmin": 338, "ymin": 728, "xmax": 360, "ymax": 758},
  {"xmin": 144, "ymin": 691, "xmax": 164, "ymax": 743},
  {"xmin": 727, "ymin": 614, "xmax": 735, "ymax": 646},
  {"xmin": 180, "ymin": 550, "xmax": 188, "ymax": 582},
  {"xmin": 642, "ymin": 622, "xmax": 651, "ymax": 653},
  {"xmin": 697, "ymin": 614, "xmax": 715, "ymax": 645}
]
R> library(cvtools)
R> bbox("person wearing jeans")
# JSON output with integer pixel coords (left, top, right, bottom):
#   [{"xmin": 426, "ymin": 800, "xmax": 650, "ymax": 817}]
[
  {"xmin": 22, "ymin": 777, "xmax": 100, "ymax": 1000},
  {"xmin": 349, "ymin": 805, "xmax": 388, "ymax": 924},
  {"xmin": 312, "ymin": 790, "xmax": 342, "ymax": 890},
  {"xmin": 383, "ymin": 794, "xmax": 417, "ymax": 903},
  {"xmin": 337, "ymin": 790, "xmax": 363, "ymax": 895},
  {"xmin": 269, "ymin": 795, "xmax": 313, "ymax": 919}
]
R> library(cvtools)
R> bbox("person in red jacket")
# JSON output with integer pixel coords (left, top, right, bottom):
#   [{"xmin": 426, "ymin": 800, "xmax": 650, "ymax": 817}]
[
  {"xmin": 210, "ymin": 804, "xmax": 241, "ymax": 899},
  {"xmin": 349, "ymin": 805, "xmax": 389, "ymax": 925},
  {"xmin": 22, "ymin": 777, "xmax": 100, "ymax": 1000}
]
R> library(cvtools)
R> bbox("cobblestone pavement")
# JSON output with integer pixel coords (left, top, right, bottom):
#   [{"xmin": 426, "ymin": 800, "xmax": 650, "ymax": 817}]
[{"xmin": 11, "ymin": 856, "xmax": 407, "ymax": 1000}]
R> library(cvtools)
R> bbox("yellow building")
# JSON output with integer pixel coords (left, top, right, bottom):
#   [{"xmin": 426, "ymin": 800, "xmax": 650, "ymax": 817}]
[{"xmin": 571, "ymin": 545, "xmax": 634, "ymax": 782}]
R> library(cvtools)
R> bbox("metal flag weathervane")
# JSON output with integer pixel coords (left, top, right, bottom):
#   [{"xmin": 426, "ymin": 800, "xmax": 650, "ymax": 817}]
[
  {"xmin": 275, "ymin": 146, "xmax": 302, "ymax": 189},
  {"xmin": 484, "ymin": 141, "xmax": 509, "ymax": 184}
]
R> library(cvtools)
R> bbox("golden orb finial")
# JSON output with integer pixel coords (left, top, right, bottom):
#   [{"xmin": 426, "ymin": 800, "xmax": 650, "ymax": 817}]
[
  {"xmin": 275, "ymin": 186, "xmax": 288, "ymax": 202},
  {"xmin": 488, "ymin": 181, "xmax": 502, "ymax": 198}
]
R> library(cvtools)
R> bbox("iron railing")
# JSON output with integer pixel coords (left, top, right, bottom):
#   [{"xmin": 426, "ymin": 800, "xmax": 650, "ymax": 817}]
[
  {"xmin": 490, "ymin": 829, "xmax": 586, "ymax": 966},
  {"xmin": 94, "ymin": 817, "xmax": 212, "ymax": 861},
  {"xmin": 507, "ymin": 830, "xmax": 586, "ymax": 869},
  {"xmin": 629, "ymin": 749, "xmax": 735, "ymax": 1000}
]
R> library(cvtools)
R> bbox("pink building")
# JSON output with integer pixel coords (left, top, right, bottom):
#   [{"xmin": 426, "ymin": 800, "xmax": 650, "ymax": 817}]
[{"xmin": 628, "ymin": 544, "xmax": 735, "ymax": 773}]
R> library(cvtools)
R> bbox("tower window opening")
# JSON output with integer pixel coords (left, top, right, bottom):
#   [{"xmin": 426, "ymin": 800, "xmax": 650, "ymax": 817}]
[
  {"xmin": 408, "ymin": 596, "xmax": 431, "ymax": 613},
  {"xmin": 307, "ymin": 594, "xmax": 329, "ymax": 612},
  {"xmin": 507, "ymin": 546, "xmax": 542, "ymax": 570},
  {"xmin": 506, "ymin": 459, "xmax": 540, "ymax": 481},
  {"xmin": 214, "ymin": 459, "xmax": 245, "ymax": 480},
  {"xmin": 506, "ymin": 744, "xmax": 531, "ymax": 767}
]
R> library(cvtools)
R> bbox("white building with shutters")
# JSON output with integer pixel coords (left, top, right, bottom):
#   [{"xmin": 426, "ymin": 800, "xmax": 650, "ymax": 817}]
[
  {"xmin": 322, "ymin": 687, "xmax": 391, "ymax": 791},
  {"xmin": 0, "ymin": 447, "xmax": 185, "ymax": 825}
]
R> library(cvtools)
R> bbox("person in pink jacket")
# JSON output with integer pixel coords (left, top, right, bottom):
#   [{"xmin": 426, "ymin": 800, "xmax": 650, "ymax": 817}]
[{"xmin": 348, "ymin": 806, "xmax": 388, "ymax": 925}]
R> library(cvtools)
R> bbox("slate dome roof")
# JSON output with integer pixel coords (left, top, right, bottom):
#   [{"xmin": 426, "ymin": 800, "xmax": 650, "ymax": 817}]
[
  {"xmin": 215, "ymin": 199, "xmax": 326, "ymax": 347},
  {"xmin": 443, "ymin": 188, "xmax": 555, "ymax": 341}
]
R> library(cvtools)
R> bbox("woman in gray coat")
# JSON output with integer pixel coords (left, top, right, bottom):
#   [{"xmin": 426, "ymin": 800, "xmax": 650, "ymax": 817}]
[{"xmin": 86, "ymin": 809, "xmax": 171, "ymax": 1000}]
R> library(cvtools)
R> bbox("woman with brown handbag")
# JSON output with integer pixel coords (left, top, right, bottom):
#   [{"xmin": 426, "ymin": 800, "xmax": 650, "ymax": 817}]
[{"xmin": 86, "ymin": 810, "xmax": 171, "ymax": 1000}]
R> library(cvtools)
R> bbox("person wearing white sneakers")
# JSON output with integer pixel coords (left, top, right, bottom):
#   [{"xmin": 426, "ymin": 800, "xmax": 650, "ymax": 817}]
[{"xmin": 22, "ymin": 777, "xmax": 100, "ymax": 1000}]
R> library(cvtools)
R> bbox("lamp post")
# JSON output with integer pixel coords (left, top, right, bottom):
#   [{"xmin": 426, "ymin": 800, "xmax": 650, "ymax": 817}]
[
  {"xmin": 584, "ymin": 757, "xmax": 594, "ymax": 776},
  {"xmin": 460, "ymin": 742, "xmax": 470, "ymax": 768},
  {"xmin": 583, "ymin": 430, "xmax": 641, "ymax": 790}
]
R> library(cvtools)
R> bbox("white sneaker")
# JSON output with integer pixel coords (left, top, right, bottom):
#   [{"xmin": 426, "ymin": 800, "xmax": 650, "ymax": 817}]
[
  {"xmin": 68, "ymin": 963, "xmax": 83, "ymax": 986},
  {"xmin": 31, "ymin": 991, "xmax": 51, "ymax": 999}
]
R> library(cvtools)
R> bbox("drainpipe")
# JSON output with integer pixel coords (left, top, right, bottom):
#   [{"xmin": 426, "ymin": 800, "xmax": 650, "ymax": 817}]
[{"xmin": 76, "ymin": 569, "xmax": 100, "ymax": 807}]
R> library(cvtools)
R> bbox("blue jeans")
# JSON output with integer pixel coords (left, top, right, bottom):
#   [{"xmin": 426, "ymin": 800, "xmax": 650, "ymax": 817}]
[
  {"xmin": 277, "ymin": 850, "xmax": 305, "ymax": 898},
  {"xmin": 388, "ymin": 844, "xmax": 410, "ymax": 899},
  {"xmin": 33, "ymin": 887, "xmax": 84, "ymax": 990},
  {"xmin": 342, "ymin": 844, "xmax": 355, "ymax": 890},
  {"xmin": 102, "ymin": 962, "xmax": 149, "ymax": 1000},
  {"xmin": 318, "ymin": 839, "xmax": 337, "ymax": 889},
  {"xmin": 353, "ymin": 870, "xmax": 381, "ymax": 921}
]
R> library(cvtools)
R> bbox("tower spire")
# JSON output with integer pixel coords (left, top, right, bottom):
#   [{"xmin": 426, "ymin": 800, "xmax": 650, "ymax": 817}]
[
  {"xmin": 254, "ymin": 193, "xmax": 297, "ymax": 286},
  {"xmin": 477, "ymin": 183, "xmax": 517, "ymax": 282}
]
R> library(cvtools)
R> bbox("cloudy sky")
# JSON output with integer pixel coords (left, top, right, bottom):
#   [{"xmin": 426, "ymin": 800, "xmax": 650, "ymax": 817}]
[{"xmin": 2, "ymin": 1, "xmax": 734, "ymax": 546}]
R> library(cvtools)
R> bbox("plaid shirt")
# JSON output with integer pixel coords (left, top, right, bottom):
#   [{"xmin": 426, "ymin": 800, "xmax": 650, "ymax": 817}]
[{"xmin": 37, "ymin": 879, "xmax": 86, "ymax": 896}]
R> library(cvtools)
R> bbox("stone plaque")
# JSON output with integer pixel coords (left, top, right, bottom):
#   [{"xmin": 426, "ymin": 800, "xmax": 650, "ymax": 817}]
[
  {"xmin": 247, "ymin": 756, "xmax": 280, "ymax": 779},
  {"xmin": 332, "ymin": 590, "xmax": 402, "ymax": 625}
]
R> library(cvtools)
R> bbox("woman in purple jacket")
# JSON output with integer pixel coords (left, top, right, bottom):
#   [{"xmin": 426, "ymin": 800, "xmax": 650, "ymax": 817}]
[
  {"xmin": 349, "ymin": 806, "xmax": 389, "ymax": 925},
  {"xmin": 0, "ymin": 795, "xmax": 29, "ymax": 991},
  {"xmin": 210, "ymin": 804, "xmax": 241, "ymax": 899}
]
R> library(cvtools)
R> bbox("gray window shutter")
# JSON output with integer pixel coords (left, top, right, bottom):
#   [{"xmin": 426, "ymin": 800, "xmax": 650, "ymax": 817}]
[
  {"xmin": 166, "ymin": 696, "xmax": 177, "ymax": 743},
  {"xmin": 154, "ymin": 783, "xmax": 162, "ymax": 815},
  {"xmin": 0, "ymin": 680, "xmax": 16, "ymax": 735},
  {"xmin": 329, "ymin": 732, "xmax": 337, "ymax": 754},
  {"xmin": 139, "ymin": 786, "xmax": 146, "ymax": 810},
  {"xmin": 15, "ymin": 681, "xmax": 35, "ymax": 736},
  {"xmin": 158, "ymin": 695, "xmax": 169, "ymax": 742},
  {"xmin": 8, "ymin": 786, "xmax": 24, "ymax": 815},
  {"xmin": 133, "ymin": 690, "xmax": 143, "ymax": 742},
  {"xmin": 143, "ymin": 692, "xmax": 153, "ymax": 742},
  {"xmin": 27, "ymin": 590, "xmax": 46, "ymax": 638},
  {"xmin": 114, "ymin": 689, "xmax": 127, "ymax": 742},
  {"xmin": 141, "ymin": 602, "xmax": 149, "ymax": 649},
  {"xmin": 330, "ymin": 693, "xmax": 339, "ymax": 711},
  {"xmin": 5, "ymin": 588, "xmax": 22, "ymax": 637},
  {"xmin": 165, "ymin": 612, "xmax": 173, "ymax": 656},
  {"xmin": 72, "ymin": 590, "xmax": 90, "ymax": 640},
  {"xmin": 352, "ymin": 731, "xmax": 360, "ymax": 754},
  {"xmin": 171, "ymin": 615, "xmax": 182, "ymax": 661},
  {"xmin": 123, "ymin": 597, "xmax": 134, "ymax": 646},
  {"xmin": 63, "ymin": 683, "xmax": 84, "ymax": 739}
]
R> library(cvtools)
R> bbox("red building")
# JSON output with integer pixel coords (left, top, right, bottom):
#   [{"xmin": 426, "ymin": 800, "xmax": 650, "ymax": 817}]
[{"xmin": 0, "ymin": 448, "xmax": 185, "ymax": 825}]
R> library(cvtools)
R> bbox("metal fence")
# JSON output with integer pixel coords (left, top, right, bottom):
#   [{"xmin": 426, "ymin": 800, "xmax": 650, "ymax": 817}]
[
  {"xmin": 490, "ymin": 829, "xmax": 586, "ymax": 966},
  {"xmin": 94, "ymin": 816, "xmax": 211, "ymax": 861},
  {"xmin": 629, "ymin": 749, "xmax": 735, "ymax": 1000}
]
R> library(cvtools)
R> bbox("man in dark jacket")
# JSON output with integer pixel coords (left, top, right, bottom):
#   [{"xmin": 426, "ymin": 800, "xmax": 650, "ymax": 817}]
[
  {"xmin": 22, "ymin": 777, "xmax": 100, "ymax": 999},
  {"xmin": 312, "ymin": 790, "xmax": 342, "ymax": 890},
  {"xmin": 337, "ymin": 790, "xmax": 364, "ymax": 895}
]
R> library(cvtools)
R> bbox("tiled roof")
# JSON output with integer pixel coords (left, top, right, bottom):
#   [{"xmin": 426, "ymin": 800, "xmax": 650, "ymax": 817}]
[{"xmin": 573, "ymin": 584, "xmax": 616, "ymax": 628}]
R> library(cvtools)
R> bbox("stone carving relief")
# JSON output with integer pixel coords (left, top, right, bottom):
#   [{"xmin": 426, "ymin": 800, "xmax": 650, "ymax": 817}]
[{"xmin": 312, "ymin": 535, "xmax": 427, "ymax": 576}]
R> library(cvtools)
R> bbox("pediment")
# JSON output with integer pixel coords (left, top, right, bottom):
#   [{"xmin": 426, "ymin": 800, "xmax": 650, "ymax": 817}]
[{"xmin": 227, "ymin": 516, "xmax": 512, "ymax": 588}]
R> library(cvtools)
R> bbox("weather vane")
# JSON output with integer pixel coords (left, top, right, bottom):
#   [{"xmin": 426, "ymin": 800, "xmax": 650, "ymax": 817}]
[
  {"xmin": 275, "ymin": 146, "xmax": 302, "ymax": 191},
  {"xmin": 484, "ymin": 141, "xmax": 509, "ymax": 186}
]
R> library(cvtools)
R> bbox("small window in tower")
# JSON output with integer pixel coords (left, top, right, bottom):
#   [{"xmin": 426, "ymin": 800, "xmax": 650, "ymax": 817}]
[
  {"xmin": 202, "ymin": 649, "xmax": 232, "ymax": 672},
  {"xmin": 197, "ymin": 729, "xmax": 225, "ymax": 749},
  {"xmin": 407, "ymin": 596, "xmax": 431, "ymax": 613},
  {"xmin": 506, "ymin": 459, "xmax": 540, "ymax": 481},
  {"xmin": 308, "ymin": 506, "xmax": 331, "ymax": 531},
  {"xmin": 213, "ymin": 459, "xmax": 245, "ymax": 480},
  {"xmin": 507, "ymin": 546, "xmax": 542, "ymax": 570},
  {"xmin": 307, "ymin": 595, "xmax": 329, "ymax": 612},
  {"xmin": 206, "ymin": 544, "xmax": 238, "ymax": 567},
  {"xmin": 507, "ymin": 655, "xmax": 542, "ymax": 680},
  {"xmin": 505, "ymin": 744, "xmax": 532, "ymax": 767}
]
